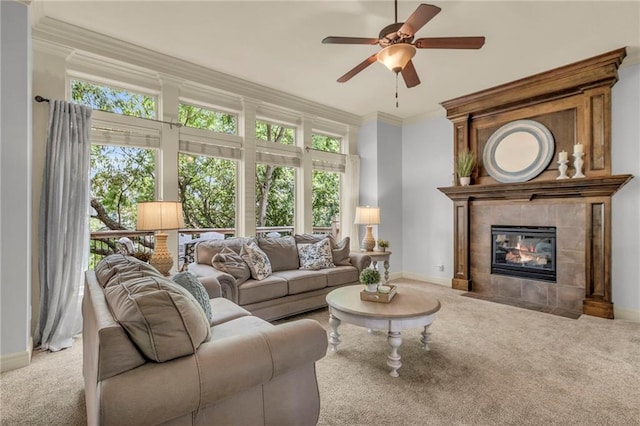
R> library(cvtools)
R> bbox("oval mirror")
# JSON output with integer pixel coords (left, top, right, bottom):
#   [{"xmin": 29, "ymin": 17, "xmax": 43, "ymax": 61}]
[{"xmin": 483, "ymin": 120, "xmax": 555, "ymax": 183}]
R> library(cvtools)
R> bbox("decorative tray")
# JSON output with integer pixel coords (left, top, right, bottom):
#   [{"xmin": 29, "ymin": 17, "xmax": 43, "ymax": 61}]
[{"xmin": 360, "ymin": 285, "xmax": 397, "ymax": 303}]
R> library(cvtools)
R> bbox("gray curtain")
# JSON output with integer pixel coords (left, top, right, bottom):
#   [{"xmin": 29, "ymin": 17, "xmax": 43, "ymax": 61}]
[{"xmin": 35, "ymin": 100, "xmax": 92, "ymax": 351}]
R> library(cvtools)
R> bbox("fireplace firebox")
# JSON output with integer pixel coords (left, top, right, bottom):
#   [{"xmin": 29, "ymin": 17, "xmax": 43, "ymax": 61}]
[{"xmin": 491, "ymin": 226, "xmax": 556, "ymax": 282}]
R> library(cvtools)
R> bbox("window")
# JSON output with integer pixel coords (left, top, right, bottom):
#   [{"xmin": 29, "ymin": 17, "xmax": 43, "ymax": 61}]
[
  {"xmin": 178, "ymin": 103, "xmax": 237, "ymax": 134},
  {"xmin": 71, "ymin": 79, "xmax": 156, "ymax": 118},
  {"xmin": 89, "ymin": 145, "xmax": 156, "ymax": 231},
  {"xmin": 178, "ymin": 153, "xmax": 236, "ymax": 229},
  {"xmin": 312, "ymin": 170, "xmax": 340, "ymax": 227},
  {"xmin": 256, "ymin": 120, "xmax": 294, "ymax": 145},
  {"xmin": 312, "ymin": 133, "xmax": 341, "ymax": 153},
  {"xmin": 256, "ymin": 164, "xmax": 295, "ymax": 229}
]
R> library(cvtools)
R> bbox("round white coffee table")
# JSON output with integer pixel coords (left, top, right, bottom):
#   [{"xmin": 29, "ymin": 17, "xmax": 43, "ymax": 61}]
[{"xmin": 326, "ymin": 285, "xmax": 441, "ymax": 377}]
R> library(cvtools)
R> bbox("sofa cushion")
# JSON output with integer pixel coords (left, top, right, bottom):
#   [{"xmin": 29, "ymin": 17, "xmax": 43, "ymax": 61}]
[
  {"xmin": 297, "ymin": 238, "xmax": 335, "ymax": 270},
  {"xmin": 210, "ymin": 297, "xmax": 252, "ymax": 326},
  {"xmin": 195, "ymin": 237, "xmax": 256, "ymax": 265},
  {"xmin": 237, "ymin": 275, "xmax": 288, "ymax": 305},
  {"xmin": 209, "ymin": 315, "xmax": 273, "ymax": 341},
  {"xmin": 241, "ymin": 242, "xmax": 272, "ymax": 280},
  {"xmin": 104, "ymin": 274, "xmax": 211, "ymax": 362},
  {"xmin": 271, "ymin": 269, "xmax": 327, "ymax": 295},
  {"xmin": 323, "ymin": 266, "xmax": 359, "ymax": 287},
  {"xmin": 172, "ymin": 271, "xmax": 213, "ymax": 324},
  {"xmin": 95, "ymin": 254, "xmax": 162, "ymax": 287},
  {"xmin": 294, "ymin": 233, "xmax": 351, "ymax": 266},
  {"xmin": 257, "ymin": 236, "xmax": 299, "ymax": 272},
  {"xmin": 332, "ymin": 237, "xmax": 352, "ymax": 266},
  {"xmin": 212, "ymin": 247, "xmax": 251, "ymax": 284}
]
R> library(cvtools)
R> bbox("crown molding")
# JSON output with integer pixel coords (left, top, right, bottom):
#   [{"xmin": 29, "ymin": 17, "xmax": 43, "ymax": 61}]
[
  {"xmin": 32, "ymin": 17, "xmax": 362, "ymax": 128},
  {"xmin": 361, "ymin": 112, "xmax": 403, "ymax": 127}
]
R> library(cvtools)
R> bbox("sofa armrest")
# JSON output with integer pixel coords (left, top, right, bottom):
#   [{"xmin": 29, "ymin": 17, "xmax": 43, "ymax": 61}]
[
  {"xmin": 196, "ymin": 319, "xmax": 327, "ymax": 403},
  {"xmin": 187, "ymin": 263, "xmax": 237, "ymax": 302},
  {"xmin": 349, "ymin": 252, "xmax": 372, "ymax": 273}
]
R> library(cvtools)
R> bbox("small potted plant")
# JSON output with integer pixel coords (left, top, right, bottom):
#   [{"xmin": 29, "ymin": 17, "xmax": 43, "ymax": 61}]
[
  {"xmin": 457, "ymin": 149, "xmax": 476, "ymax": 186},
  {"xmin": 377, "ymin": 239, "xmax": 389, "ymax": 252},
  {"xmin": 359, "ymin": 268, "xmax": 381, "ymax": 293}
]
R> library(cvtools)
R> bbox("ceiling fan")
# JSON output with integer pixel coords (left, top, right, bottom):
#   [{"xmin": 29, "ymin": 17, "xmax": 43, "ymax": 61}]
[{"xmin": 322, "ymin": 1, "xmax": 485, "ymax": 89}]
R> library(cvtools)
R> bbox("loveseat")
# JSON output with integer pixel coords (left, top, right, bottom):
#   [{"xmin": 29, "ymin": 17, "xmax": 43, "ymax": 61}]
[
  {"xmin": 187, "ymin": 234, "xmax": 371, "ymax": 320},
  {"xmin": 83, "ymin": 254, "xmax": 328, "ymax": 425}
]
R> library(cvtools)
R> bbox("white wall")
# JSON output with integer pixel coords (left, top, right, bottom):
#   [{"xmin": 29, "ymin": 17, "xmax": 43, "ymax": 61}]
[
  {"xmin": 357, "ymin": 117, "xmax": 403, "ymax": 274},
  {"xmin": 377, "ymin": 121, "xmax": 403, "ymax": 273},
  {"xmin": 0, "ymin": 0, "xmax": 32, "ymax": 371},
  {"xmin": 401, "ymin": 115, "xmax": 453, "ymax": 285},
  {"xmin": 611, "ymin": 62, "xmax": 640, "ymax": 319}
]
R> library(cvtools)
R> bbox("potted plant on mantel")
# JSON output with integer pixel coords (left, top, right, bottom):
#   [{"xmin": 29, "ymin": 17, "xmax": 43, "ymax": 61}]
[
  {"xmin": 457, "ymin": 149, "xmax": 476, "ymax": 186},
  {"xmin": 359, "ymin": 268, "xmax": 381, "ymax": 293}
]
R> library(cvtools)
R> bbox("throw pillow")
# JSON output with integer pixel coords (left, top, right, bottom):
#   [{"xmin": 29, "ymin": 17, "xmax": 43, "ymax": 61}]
[
  {"xmin": 241, "ymin": 242, "xmax": 272, "ymax": 280},
  {"xmin": 172, "ymin": 271, "xmax": 213, "ymax": 324},
  {"xmin": 332, "ymin": 236, "xmax": 352, "ymax": 266},
  {"xmin": 212, "ymin": 247, "xmax": 251, "ymax": 284},
  {"xmin": 298, "ymin": 237, "xmax": 335, "ymax": 270}
]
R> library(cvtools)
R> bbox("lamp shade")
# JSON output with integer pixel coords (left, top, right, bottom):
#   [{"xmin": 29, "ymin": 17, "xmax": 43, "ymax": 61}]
[
  {"xmin": 136, "ymin": 201, "xmax": 184, "ymax": 231},
  {"xmin": 354, "ymin": 206, "xmax": 380, "ymax": 225},
  {"xmin": 376, "ymin": 43, "xmax": 416, "ymax": 73}
]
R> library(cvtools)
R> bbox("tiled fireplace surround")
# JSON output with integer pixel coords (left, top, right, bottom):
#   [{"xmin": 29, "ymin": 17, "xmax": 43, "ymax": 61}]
[{"xmin": 470, "ymin": 201, "xmax": 586, "ymax": 315}]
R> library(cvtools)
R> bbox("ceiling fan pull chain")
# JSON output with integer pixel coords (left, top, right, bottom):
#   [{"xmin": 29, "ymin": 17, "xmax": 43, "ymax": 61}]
[{"xmin": 395, "ymin": 73, "xmax": 399, "ymax": 108}]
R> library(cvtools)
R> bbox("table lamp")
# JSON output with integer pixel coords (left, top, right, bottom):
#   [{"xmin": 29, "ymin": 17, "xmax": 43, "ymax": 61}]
[
  {"xmin": 136, "ymin": 201, "xmax": 184, "ymax": 276},
  {"xmin": 354, "ymin": 206, "xmax": 380, "ymax": 252}
]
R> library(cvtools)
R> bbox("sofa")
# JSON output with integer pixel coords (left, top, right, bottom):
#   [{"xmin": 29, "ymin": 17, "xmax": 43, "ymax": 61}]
[
  {"xmin": 187, "ymin": 234, "xmax": 371, "ymax": 321},
  {"xmin": 83, "ymin": 254, "xmax": 328, "ymax": 425}
]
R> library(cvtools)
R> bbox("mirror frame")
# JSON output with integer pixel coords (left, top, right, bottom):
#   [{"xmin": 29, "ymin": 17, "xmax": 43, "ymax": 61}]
[{"xmin": 483, "ymin": 120, "xmax": 555, "ymax": 183}]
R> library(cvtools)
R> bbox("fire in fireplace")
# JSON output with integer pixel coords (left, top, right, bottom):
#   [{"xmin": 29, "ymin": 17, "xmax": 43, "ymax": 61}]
[{"xmin": 491, "ymin": 226, "xmax": 556, "ymax": 282}]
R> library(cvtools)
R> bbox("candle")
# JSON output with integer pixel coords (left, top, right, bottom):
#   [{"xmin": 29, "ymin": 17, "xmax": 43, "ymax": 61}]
[
  {"xmin": 573, "ymin": 143, "xmax": 584, "ymax": 154},
  {"xmin": 558, "ymin": 151, "xmax": 568, "ymax": 161}
]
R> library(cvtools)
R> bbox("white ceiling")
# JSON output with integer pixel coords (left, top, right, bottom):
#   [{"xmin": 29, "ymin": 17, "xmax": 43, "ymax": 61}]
[{"xmin": 34, "ymin": 1, "xmax": 640, "ymax": 120}]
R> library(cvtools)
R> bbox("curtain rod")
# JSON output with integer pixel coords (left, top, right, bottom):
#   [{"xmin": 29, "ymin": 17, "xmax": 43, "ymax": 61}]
[{"xmin": 33, "ymin": 95, "xmax": 183, "ymax": 128}]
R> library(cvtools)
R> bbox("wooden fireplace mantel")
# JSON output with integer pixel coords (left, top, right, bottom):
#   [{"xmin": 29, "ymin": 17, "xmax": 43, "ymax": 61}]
[
  {"xmin": 438, "ymin": 175, "xmax": 632, "ymax": 202},
  {"xmin": 439, "ymin": 48, "xmax": 632, "ymax": 319}
]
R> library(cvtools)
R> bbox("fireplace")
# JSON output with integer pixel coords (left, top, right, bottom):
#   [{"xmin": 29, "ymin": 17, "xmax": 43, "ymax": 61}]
[{"xmin": 491, "ymin": 226, "xmax": 556, "ymax": 282}]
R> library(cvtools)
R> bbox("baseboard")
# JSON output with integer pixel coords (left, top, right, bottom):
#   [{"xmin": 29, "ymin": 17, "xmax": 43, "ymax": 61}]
[
  {"xmin": 0, "ymin": 338, "xmax": 32, "ymax": 372},
  {"xmin": 614, "ymin": 305, "xmax": 640, "ymax": 322},
  {"xmin": 397, "ymin": 272, "xmax": 451, "ymax": 287}
]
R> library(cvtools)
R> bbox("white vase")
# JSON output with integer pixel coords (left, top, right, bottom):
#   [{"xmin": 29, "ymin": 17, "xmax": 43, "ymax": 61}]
[
  {"xmin": 364, "ymin": 283, "xmax": 379, "ymax": 293},
  {"xmin": 459, "ymin": 176, "xmax": 471, "ymax": 186}
]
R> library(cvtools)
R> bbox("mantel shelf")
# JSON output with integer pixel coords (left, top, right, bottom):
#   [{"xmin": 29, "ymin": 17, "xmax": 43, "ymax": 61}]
[{"xmin": 438, "ymin": 174, "xmax": 633, "ymax": 202}]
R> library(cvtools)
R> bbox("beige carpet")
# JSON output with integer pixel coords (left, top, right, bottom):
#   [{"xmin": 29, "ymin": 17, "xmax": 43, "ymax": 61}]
[{"xmin": 2, "ymin": 281, "xmax": 639, "ymax": 425}]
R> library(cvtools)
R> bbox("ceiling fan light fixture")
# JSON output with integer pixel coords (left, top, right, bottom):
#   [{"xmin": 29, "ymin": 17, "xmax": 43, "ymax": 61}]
[{"xmin": 376, "ymin": 43, "xmax": 416, "ymax": 73}]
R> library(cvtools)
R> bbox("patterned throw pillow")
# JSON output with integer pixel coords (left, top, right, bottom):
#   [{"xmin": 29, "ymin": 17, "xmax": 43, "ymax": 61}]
[
  {"xmin": 212, "ymin": 247, "xmax": 251, "ymax": 284},
  {"xmin": 298, "ymin": 238, "xmax": 335, "ymax": 270},
  {"xmin": 172, "ymin": 271, "xmax": 213, "ymax": 324},
  {"xmin": 241, "ymin": 242, "xmax": 272, "ymax": 280}
]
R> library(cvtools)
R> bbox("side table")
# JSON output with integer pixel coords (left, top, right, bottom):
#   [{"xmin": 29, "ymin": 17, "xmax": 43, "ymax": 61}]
[{"xmin": 355, "ymin": 250, "xmax": 391, "ymax": 283}]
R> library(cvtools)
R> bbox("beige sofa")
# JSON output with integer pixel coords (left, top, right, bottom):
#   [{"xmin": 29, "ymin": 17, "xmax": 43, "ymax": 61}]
[
  {"xmin": 83, "ymin": 254, "xmax": 328, "ymax": 425},
  {"xmin": 187, "ymin": 235, "xmax": 371, "ymax": 321}
]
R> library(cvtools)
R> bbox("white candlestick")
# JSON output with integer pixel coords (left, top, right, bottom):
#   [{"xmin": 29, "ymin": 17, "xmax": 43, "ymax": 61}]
[
  {"xmin": 558, "ymin": 151, "xmax": 568, "ymax": 161},
  {"xmin": 573, "ymin": 143, "xmax": 584, "ymax": 154}
]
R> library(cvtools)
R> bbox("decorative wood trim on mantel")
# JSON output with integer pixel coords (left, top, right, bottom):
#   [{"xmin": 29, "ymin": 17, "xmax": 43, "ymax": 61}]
[
  {"xmin": 438, "ymin": 175, "xmax": 632, "ymax": 202},
  {"xmin": 441, "ymin": 48, "xmax": 627, "ymax": 119}
]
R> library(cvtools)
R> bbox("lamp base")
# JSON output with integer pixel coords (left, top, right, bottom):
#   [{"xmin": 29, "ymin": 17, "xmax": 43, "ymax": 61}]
[
  {"xmin": 150, "ymin": 232, "xmax": 173, "ymax": 276},
  {"xmin": 361, "ymin": 225, "xmax": 376, "ymax": 252}
]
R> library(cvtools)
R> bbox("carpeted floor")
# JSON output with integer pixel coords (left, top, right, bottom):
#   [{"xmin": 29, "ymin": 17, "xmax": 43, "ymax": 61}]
[{"xmin": 1, "ymin": 280, "xmax": 639, "ymax": 425}]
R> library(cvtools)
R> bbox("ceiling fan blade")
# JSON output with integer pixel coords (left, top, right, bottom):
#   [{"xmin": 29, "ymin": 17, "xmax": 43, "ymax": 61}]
[
  {"xmin": 414, "ymin": 37, "xmax": 486, "ymax": 49},
  {"xmin": 337, "ymin": 54, "xmax": 378, "ymax": 83},
  {"xmin": 398, "ymin": 4, "xmax": 441, "ymax": 37},
  {"xmin": 322, "ymin": 36, "xmax": 379, "ymax": 45},
  {"xmin": 401, "ymin": 60, "xmax": 421, "ymax": 88}
]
